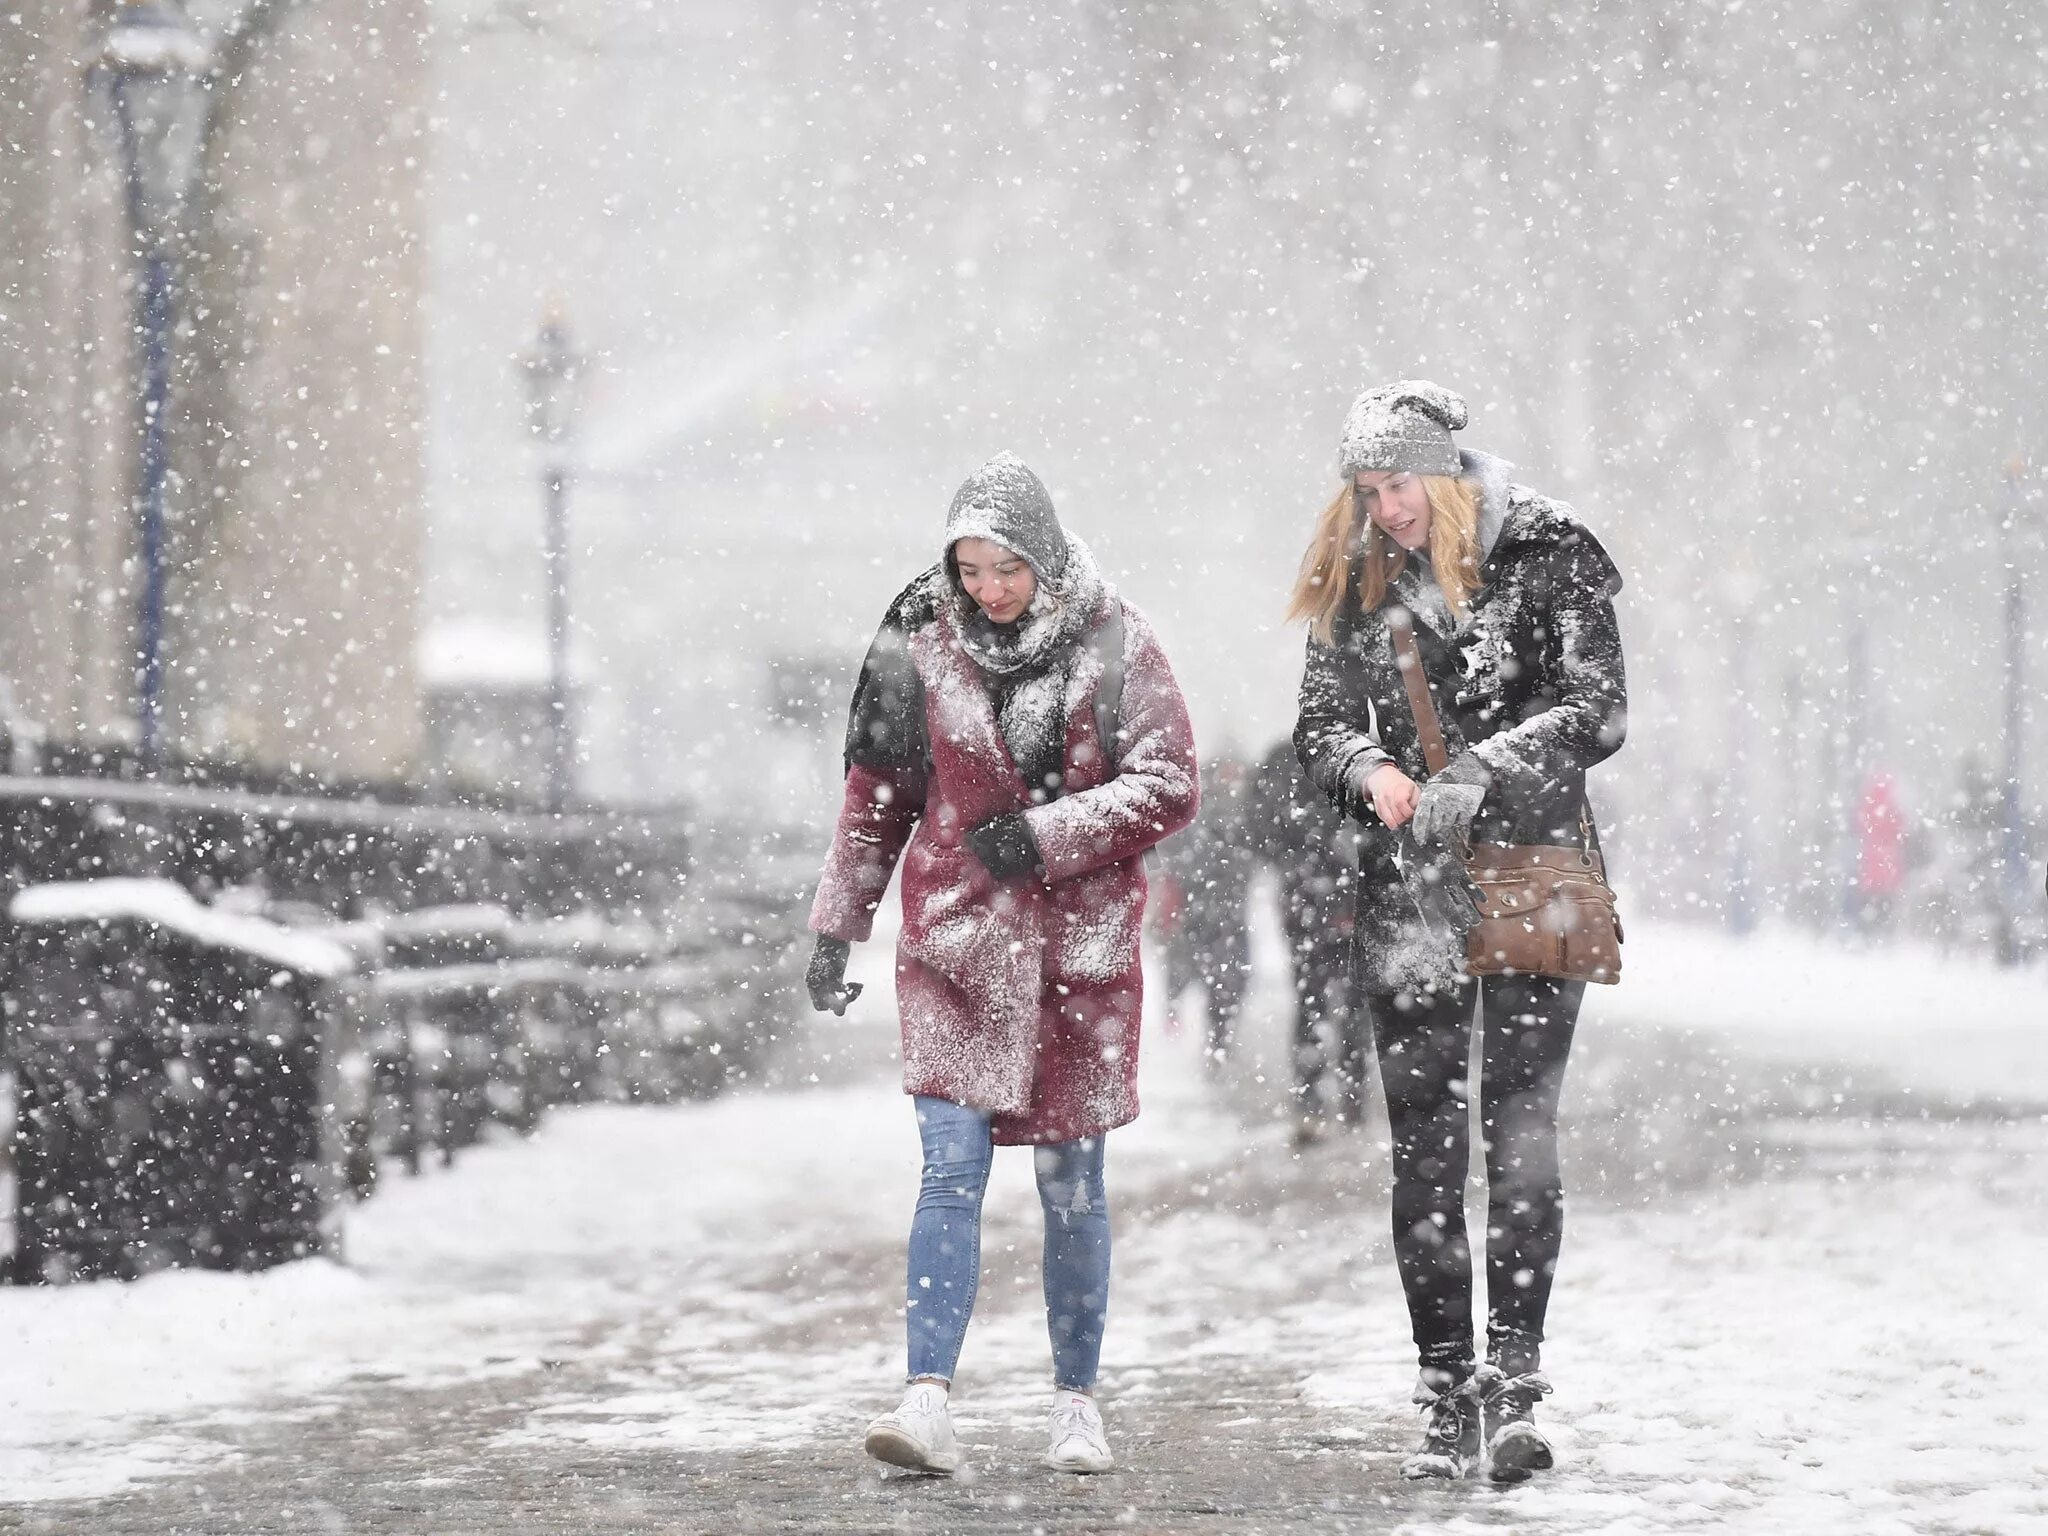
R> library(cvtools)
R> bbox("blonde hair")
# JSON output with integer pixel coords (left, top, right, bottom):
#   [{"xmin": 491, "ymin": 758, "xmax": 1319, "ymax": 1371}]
[{"xmin": 1285, "ymin": 475, "xmax": 1485, "ymax": 644}]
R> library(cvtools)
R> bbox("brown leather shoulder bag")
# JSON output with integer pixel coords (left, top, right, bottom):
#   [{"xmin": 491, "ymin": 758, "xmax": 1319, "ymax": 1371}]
[{"xmin": 1388, "ymin": 609, "xmax": 1623, "ymax": 985}]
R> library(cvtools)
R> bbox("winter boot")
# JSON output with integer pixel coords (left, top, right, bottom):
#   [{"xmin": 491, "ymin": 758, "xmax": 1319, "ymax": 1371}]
[
  {"xmin": 1400, "ymin": 1368, "xmax": 1483, "ymax": 1479},
  {"xmin": 863, "ymin": 1380, "xmax": 961, "ymax": 1475},
  {"xmin": 1476, "ymin": 1364, "xmax": 1554, "ymax": 1483},
  {"xmin": 1044, "ymin": 1389, "xmax": 1114, "ymax": 1473}
]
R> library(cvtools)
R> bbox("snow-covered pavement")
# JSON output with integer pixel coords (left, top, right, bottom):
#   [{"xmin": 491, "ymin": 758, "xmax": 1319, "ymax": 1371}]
[{"xmin": 2, "ymin": 918, "xmax": 2044, "ymax": 1533}]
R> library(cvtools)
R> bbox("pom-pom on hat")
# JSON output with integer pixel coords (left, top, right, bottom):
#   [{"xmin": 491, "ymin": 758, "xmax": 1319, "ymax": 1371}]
[{"xmin": 1337, "ymin": 380, "xmax": 1469, "ymax": 479}]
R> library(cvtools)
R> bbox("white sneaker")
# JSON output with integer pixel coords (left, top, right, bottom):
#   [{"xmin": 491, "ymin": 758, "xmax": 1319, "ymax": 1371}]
[
  {"xmin": 863, "ymin": 1381, "xmax": 961, "ymax": 1475},
  {"xmin": 1044, "ymin": 1390, "xmax": 1113, "ymax": 1473}
]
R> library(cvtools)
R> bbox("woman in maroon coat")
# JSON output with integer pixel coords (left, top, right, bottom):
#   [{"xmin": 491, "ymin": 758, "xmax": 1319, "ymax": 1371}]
[{"xmin": 806, "ymin": 453, "xmax": 1198, "ymax": 1477}]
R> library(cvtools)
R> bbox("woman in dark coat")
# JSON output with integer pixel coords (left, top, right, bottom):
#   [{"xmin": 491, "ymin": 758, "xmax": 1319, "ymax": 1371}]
[
  {"xmin": 1290, "ymin": 382, "xmax": 1627, "ymax": 1484},
  {"xmin": 807, "ymin": 452, "xmax": 1198, "ymax": 1477}
]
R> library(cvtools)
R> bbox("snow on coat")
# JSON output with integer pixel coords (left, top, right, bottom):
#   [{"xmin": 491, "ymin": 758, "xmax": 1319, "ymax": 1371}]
[
  {"xmin": 810, "ymin": 583, "xmax": 1198, "ymax": 1145},
  {"xmin": 1294, "ymin": 457, "xmax": 1628, "ymax": 994}
]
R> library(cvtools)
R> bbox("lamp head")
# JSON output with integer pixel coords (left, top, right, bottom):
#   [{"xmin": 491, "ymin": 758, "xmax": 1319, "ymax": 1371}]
[{"xmin": 100, "ymin": 1, "xmax": 210, "ymax": 245}]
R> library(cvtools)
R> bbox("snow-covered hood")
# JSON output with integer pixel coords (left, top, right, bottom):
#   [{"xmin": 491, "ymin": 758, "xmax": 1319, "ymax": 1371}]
[
  {"xmin": 1477, "ymin": 461, "xmax": 1625, "ymax": 598},
  {"xmin": 941, "ymin": 451, "xmax": 1068, "ymax": 585}
]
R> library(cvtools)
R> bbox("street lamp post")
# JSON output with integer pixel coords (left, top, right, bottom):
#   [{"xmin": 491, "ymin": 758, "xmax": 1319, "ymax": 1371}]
[
  {"xmin": 1723, "ymin": 570, "xmax": 1765, "ymax": 936},
  {"xmin": 1840, "ymin": 601, "xmax": 1871, "ymax": 928},
  {"xmin": 1816, "ymin": 535, "xmax": 1881, "ymax": 933},
  {"xmin": 521, "ymin": 308, "xmax": 585, "ymax": 814},
  {"xmin": 99, "ymin": 0, "xmax": 209, "ymax": 769},
  {"xmin": 1999, "ymin": 458, "xmax": 2038, "ymax": 962}
]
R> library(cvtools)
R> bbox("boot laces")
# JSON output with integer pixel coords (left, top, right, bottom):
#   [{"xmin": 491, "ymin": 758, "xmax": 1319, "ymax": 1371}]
[
  {"xmin": 1413, "ymin": 1373, "xmax": 1482, "ymax": 1450},
  {"xmin": 1480, "ymin": 1367, "xmax": 1553, "ymax": 1422}
]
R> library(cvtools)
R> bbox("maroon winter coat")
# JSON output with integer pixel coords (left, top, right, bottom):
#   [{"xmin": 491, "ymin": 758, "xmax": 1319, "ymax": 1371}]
[{"xmin": 810, "ymin": 592, "xmax": 1198, "ymax": 1144}]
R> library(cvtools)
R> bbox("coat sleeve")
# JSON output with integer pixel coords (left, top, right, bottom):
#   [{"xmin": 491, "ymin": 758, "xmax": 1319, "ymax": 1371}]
[
  {"xmin": 810, "ymin": 577, "xmax": 939, "ymax": 942},
  {"xmin": 809, "ymin": 761, "xmax": 927, "ymax": 942},
  {"xmin": 1021, "ymin": 608, "xmax": 1199, "ymax": 884},
  {"xmin": 1292, "ymin": 630, "xmax": 1392, "ymax": 823},
  {"xmin": 1467, "ymin": 535, "xmax": 1629, "ymax": 805},
  {"xmin": 843, "ymin": 570, "xmax": 940, "ymax": 772}
]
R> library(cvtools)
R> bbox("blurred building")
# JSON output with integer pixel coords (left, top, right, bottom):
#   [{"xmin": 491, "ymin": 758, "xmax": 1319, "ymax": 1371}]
[
  {"xmin": 417, "ymin": 619, "xmax": 562, "ymax": 803},
  {"xmin": 416, "ymin": 1, "xmax": 2047, "ymax": 860},
  {"xmin": 0, "ymin": 0, "xmax": 429, "ymax": 782}
]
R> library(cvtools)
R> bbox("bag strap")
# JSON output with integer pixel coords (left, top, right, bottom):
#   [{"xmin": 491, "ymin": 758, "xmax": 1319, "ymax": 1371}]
[
  {"xmin": 1089, "ymin": 601, "xmax": 1129, "ymax": 777},
  {"xmin": 1387, "ymin": 607, "xmax": 1450, "ymax": 776},
  {"xmin": 1392, "ymin": 606, "xmax": 1607, "ymax": 872}
]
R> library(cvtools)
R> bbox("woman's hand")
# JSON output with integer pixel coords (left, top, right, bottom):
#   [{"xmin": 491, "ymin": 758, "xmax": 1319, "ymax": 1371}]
[
  {"xmin": 963, "ymin": 813, "xmax": 1041, "ymax": 880},
  {"xmin": 1410, "ymin": 752, "xmax": 1492, "ymax": 848},
  {"xmin": 1364, "ymin": 763, "xmax": 1420, "ymax": 829}
]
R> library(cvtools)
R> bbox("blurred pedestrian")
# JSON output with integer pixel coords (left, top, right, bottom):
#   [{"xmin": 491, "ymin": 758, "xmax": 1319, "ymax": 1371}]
[
  {"xmin": 1154, "ymin": 756, "xmax": 1256, "ymax": 1064},
  {"xmin": 1248, "ymin": 737, "xmax": 1369, "ymax": 1147},
  {"xmin": 1291, "ymin": 382, "xmax": 1628, "ymax": 1484},
  {"xmin": 1855, "ymin": 770, "xmax": 1907, "ymax": 935},
  {"xmin": 806, "ymin": 453, "xmax": 1199, "ymax": 1477}
]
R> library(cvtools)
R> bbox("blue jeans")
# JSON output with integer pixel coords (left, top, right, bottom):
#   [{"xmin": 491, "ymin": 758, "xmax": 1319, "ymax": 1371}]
[{"xmin": 905, "ymin": 1095, "xmax": 1110, "ymax": 1393}]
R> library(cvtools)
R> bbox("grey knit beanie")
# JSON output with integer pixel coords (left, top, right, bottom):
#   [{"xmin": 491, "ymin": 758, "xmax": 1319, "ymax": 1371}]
[{"xmin": 1336, "ymin": 380, "xmax": 1469, "ymax": 478}]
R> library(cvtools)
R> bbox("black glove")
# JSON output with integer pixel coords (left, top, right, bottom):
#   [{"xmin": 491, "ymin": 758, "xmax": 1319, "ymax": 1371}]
[
  {"xmin": 1411, "ymin": 752, "xmax": 1492, "ymax": 849},
  {"xmin": 805, "ymin": 934, "xmax": 863, "ymax": 1016},
  {"xmin": 963, "ymin": 813, "xmax": 1040, "ymax": 881}
]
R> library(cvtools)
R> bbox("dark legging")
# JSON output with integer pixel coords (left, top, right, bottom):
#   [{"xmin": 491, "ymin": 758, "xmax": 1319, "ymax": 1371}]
[{"xmin": 1366, "ymin": 974, "xmax": 1584, "ymax": 1377}]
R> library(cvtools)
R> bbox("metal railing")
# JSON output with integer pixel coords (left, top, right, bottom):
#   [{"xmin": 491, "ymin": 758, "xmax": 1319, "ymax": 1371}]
[{"xmin": 0, "ymin": 763, "xmax": 808, "ymax": 1283}]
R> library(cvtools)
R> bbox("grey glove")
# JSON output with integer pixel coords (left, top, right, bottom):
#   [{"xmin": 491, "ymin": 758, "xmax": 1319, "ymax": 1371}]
[
  {"xmin": 1398, "ymin": 832, "xmax": 1484, "ymax": 942},
  {"xmin": 805, "ymin": 934, "xmax": 863, "ymax": 1016},
  {"xmin": 1411, "ymin": 753, "xmax": 1491, "ymax": 848}
]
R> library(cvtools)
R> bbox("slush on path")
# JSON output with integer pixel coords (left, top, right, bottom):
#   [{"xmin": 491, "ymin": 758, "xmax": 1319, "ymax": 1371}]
[{"xmin": 3, "ymin": 920, "xmax": 2044, "ymax": 1534}]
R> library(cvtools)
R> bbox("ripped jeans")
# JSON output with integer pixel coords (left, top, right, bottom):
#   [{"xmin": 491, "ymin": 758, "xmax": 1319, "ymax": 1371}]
[{"xmin": 905, "ymin": 1095, "xmax": 1111, "ymax": 1393}]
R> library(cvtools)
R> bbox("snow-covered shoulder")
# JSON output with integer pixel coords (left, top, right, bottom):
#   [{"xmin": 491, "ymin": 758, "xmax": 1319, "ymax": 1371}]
[
  {"xmin": 1020, "ymin": 598, "xmax": 1199, "ymax": 885},
  {"xmin": 1498, "ymin": 484, "xmax": 1624, "ymax": 596}
]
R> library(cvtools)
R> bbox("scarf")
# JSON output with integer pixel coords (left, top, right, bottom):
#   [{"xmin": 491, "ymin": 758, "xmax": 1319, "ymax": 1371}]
[{"xmin": 953, "ymin": 537, "xmax": 1111, "ymax": 800}]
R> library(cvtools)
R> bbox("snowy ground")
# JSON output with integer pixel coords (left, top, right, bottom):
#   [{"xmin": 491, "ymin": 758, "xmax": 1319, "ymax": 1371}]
[
  {"xmin": 2, "ymin": 911, "xmax": 2044, "ymax": 1533},
  {"xmin": 1584, "ymin": 919, "xmax": 2048, "ymax": 1102}
]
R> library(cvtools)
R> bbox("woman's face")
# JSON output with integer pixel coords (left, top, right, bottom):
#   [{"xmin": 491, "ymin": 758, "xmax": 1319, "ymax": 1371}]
[
  {"xmin": 1355, "ymin": 470, "xmax": 1432, "ymax": 551},
  {"xmin": 953, "ymin": 537, "xmax": 1037, "ymax": 624}
]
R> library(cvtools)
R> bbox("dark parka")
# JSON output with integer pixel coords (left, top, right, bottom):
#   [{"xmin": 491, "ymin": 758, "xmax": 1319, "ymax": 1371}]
[{"xmin": 1293, "ymin": 452, "xmax": 1628, "ymax": 993}]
